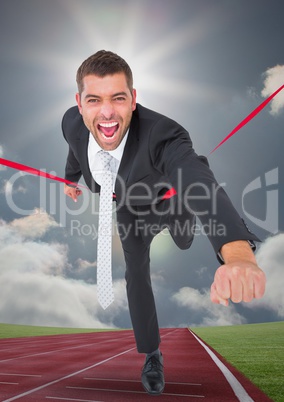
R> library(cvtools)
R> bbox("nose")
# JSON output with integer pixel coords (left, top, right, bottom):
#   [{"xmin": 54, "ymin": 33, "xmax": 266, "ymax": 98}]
[{"xmin": 100, "ymin": 100, "xmax": 115, "ymax": 120}]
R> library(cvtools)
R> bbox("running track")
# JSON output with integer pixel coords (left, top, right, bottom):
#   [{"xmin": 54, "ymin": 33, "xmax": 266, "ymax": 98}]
[{"xmin": 0, "ymin": 328, "xmax": 272, "ymax": 401}]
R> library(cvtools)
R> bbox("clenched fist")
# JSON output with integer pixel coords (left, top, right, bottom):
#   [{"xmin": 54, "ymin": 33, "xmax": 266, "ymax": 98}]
[{"xmin": 211, "ymin": 240, "xmax": 266, "ymax": 306}]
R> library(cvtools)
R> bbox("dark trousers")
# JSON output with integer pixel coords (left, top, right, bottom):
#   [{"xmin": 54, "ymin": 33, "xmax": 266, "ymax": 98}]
[{"xmin": 116, "ymin": 197, "xmax": 195, "ymax": 353}]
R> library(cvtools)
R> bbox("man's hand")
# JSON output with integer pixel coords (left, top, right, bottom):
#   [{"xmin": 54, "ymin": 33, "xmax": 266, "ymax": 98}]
[
  {"xmin": 210, "ymin": 240, "xmax": 266, "ymax": 306},
  {"xmin": 64, "ymin": 184, "xmax": 82, "ymax": 202}
]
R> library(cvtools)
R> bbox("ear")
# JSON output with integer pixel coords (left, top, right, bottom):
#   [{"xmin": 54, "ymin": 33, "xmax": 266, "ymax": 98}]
[
  {"xmin": 75, "ymin": 93, "xmax": 83, "ymax": 114},
  {"xmin": 132, "ymin": 88, "xmax": 137, "ymax": 111}
]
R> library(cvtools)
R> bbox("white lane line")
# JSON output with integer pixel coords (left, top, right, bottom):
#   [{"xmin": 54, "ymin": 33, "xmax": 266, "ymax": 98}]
[
  {"xmin": 0, "ymin": 343, "xmax": 98, "ymax": 364},
  {"xmin": 0, "ymin": 373, "xmax": 42, "ymax": 377},
  {"xmin": 0, "ymin": 331, "xmax": 133, "ymax": 363},
  {"xmin": 66, "ymin": 386, "xmax": 204, "ymax": 398},
  {"xmin": 0, "ymin": 332, "xmax": 134, "ymax": 352},
  {"xmin": 85, "ymin": 377, "xmax": 139, "ymax": 383},
  {"xmin": 0, "ymin": 382, "xmax": 19, "ymax": 385},
  {"xmin": 2, "ymin": 346, "xmax": 136, "ymax": 402},
  {"xmin": 84, "ymin": 377, "xmax": 202, "ymax": 386},
  {"xmin": 0, "ymin": 337, "xmax": 129, "ymax": 364},
  {"xmin": 46, "ymin": 398, "xmax": 103, "ymax": 402},
  {"xmin": 2, "ymin": 328, "xmax": 180, "ymax": 402},
  {"xmin": 0, "ymin": 330, "xmax": 171, "ymax": 364},
  {"xmin": 166, "ymin": 381, "xmax": 202, "ymax": 386},
  {"xmin": 190, "ymin": 330, "xmax": 254, "ymax": 402}
]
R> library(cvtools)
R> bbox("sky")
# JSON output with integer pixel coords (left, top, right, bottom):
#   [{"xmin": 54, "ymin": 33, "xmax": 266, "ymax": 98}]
[{"xmin": 0, "ymin": 0, "xmax": 283, "ymax": 331}]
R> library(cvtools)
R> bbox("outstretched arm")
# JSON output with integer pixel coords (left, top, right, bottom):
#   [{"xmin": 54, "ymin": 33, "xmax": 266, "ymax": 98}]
[{"xmin": 210, "ymin": 240, "xmax": 266, "ymax": 306}]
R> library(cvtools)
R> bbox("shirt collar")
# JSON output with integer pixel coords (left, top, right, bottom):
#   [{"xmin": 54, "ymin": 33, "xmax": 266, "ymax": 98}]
[
  {"xmin": 108, "ymin": 129, "xmax": 129, "ymax": 162},
  {"xmin": 89, "ymin": 129, "xmax": 129, "ymax": 163}
]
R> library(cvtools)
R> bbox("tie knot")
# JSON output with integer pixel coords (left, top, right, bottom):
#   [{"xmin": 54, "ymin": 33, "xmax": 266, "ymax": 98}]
[{"xmin": 98, "ymin": 150, "xmax": 112, "ymax": 171}]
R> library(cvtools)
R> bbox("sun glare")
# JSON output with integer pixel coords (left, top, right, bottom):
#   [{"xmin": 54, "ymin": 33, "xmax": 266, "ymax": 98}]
[{"xmin": 10, "ymin": 0, "xmax": 232, "ymax": 150}]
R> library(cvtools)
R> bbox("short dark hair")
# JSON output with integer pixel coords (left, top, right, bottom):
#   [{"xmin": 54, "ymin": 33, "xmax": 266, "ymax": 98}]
[{"xmin": 76, "ymin": 50, "xmax": 133, "ymax": 94}]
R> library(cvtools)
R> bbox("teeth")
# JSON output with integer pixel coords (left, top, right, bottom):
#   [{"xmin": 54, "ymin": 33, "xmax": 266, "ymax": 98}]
[{"xmin": 99, "ymin": 122, "xmax": 118, "ymax": 128}]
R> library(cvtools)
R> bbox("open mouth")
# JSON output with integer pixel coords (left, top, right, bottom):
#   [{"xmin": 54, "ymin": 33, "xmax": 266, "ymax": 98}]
[{"xmin": 98, "ymin": 122, "xmax": 119, "ymax": 139}]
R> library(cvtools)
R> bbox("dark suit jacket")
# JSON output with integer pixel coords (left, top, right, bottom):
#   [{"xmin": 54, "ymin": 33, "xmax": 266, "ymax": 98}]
[{"xmin": 62, "ymin": 103, "xmax": 259, "ymax": 255}]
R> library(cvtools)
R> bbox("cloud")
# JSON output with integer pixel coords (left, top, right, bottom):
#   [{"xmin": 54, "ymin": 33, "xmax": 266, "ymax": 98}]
[
  {"xmin": 3, "ymin": 173, "xmax": 27, "ymax": 196},
  {"xmin": 246, "ymin": 233, "xmax": 284, "ymax": 318},
  {"xmin": 171, "ymin": 234, "xmax": 284, "ymax": 326},
  {"xmin": 0, "ymin": 213, "xmax": 128, "ymax": 328},
  {"xmin": 10, "ymin": 208, "xmax": 59, "ymax": 239},
  {"xmin": 171, "ymin": 287, "xmax": 247, "ymax": 327},
  {"xmin": 261, "ymin": 65, "xmax": 284, "ymax": 115}
]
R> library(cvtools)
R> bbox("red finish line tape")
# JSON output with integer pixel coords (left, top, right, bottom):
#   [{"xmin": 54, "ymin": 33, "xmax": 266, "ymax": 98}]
[
  {"xmin": 1, "ymin": 85, "xmax": 283, "ymax": 188},
  {"xmin": 209, "ymin": 84, "xmax": 284, "ymax": 155},
  {"xmin": 0, "ymin": 157, "xmax": 85, "ymax": 188}
]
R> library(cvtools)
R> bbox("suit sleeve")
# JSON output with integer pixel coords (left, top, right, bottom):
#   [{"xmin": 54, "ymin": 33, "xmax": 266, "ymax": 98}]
[
  {"xmin": 62, "ymin": 109, "xmax": 82, "ymax": 186},
  {"xmin": 149, "ymin": 117, "xmax": 260, "ymax": 258},
  {"xmin": 64, "ymin": 146, "xmax": 82, "ymax": 186}
]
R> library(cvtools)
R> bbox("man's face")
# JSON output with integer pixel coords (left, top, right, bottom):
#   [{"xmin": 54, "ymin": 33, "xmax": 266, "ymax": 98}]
[{"xmin": 76, "ymin": 73, "xmax": 136, "ymax": 151}]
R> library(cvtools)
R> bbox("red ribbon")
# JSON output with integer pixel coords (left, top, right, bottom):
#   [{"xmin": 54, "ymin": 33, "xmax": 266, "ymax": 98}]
[
  {"xmin": 1, "ymin": 85, "xmax": 283, "ymax": 192},
  {"xmin": 0, "ymin": 156, "xmax": 176, "ymax": 199},
  {"xmin": 209, "ymin": 84, "xmax": 284, "ymax": 155},
  {"xmin": 0, "ymin": 157, "xmax": 83, "ymax": 188}
]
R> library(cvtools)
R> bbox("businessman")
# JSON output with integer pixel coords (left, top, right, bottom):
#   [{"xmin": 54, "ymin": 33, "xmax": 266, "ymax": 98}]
[{"xmin": 63, "ymin": 50, "xmax": 266, "ymax": 396}]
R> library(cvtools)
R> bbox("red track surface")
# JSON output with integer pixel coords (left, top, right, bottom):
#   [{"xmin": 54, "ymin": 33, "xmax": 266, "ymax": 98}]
[{"xmin": 0, "ymin": 328, "xmax": 272, "ymax": 402}]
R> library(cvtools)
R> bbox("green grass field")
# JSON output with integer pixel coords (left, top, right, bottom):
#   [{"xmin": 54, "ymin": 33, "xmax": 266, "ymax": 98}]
[
  {"xmin": 193, "ymin": 321, "xmax": 284, "ymax": 402},
  {"xmin": 0, "ymin": 321, "xmax": 282, "ymax": 401}
]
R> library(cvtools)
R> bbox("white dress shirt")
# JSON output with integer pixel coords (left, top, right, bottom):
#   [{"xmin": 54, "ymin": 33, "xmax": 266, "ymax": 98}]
[{"xmin": 87, "ymin": 131, "xmax": 129, "ymax": 191}]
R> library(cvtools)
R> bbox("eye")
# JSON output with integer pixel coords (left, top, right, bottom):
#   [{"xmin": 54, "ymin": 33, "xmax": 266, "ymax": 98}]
[
  {"xmin": 114, "ymin": 97, "xmax": 126, "ymax": 102},
  {"xmin": 87, "ymin": 98, "xmax": 100, "ymax": 103}
]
